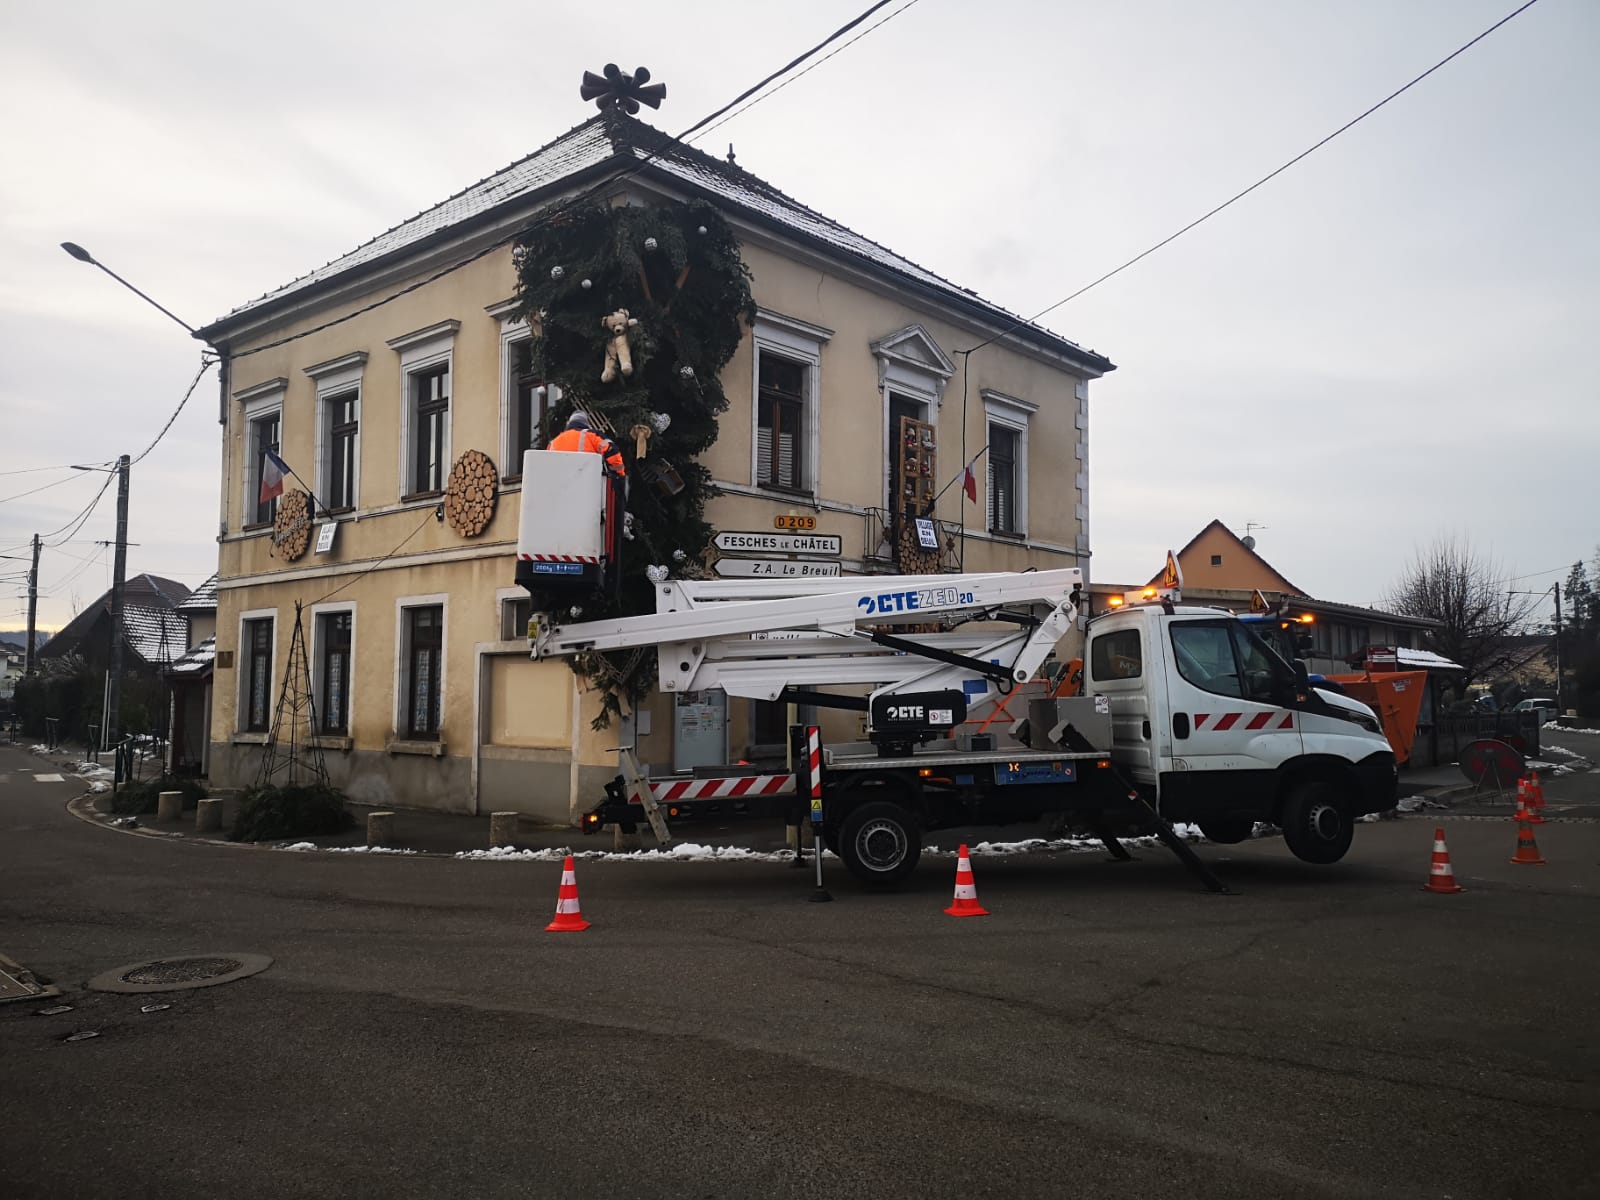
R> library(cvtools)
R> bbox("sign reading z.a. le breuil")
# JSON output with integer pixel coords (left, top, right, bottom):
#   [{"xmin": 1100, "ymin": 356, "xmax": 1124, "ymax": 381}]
[{"xmin": 712, "ymin": 531, "xmax": 841, "ymax": 556}]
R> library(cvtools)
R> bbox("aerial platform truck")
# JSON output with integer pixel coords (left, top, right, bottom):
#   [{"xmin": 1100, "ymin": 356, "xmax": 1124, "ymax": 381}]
[{"xmin": 516, "ymin": 450, "xmax": 1398, "ymax": 889}]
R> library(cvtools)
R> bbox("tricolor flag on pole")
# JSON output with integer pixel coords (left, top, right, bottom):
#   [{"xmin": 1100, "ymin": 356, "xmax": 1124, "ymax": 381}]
[
  {"xmin": 962, "ymin": 463, "xmax": 977, "ymax": 503},
  {"xmin": 259, "ymin": 449, "xmax": 289, "ymax": 506}
]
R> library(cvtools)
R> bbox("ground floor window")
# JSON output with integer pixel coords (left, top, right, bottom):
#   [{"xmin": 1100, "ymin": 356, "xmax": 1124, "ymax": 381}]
[
  {"xmin": 404, "ymin": 605, "xmax": 443, "ymax": 739},
  {"xmin": 318, "ymin": 611, "xmax": 352, "ymax": 734},
  {"xmin": 243, "ymin": 617, "xmax": 273, "ymax": 731}
]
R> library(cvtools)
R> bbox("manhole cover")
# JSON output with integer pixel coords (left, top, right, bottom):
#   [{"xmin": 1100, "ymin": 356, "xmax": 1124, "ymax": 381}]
[
  {"xmin": 86, "ymin": 953, "xmax": 272, "ymax": 995},
  {"xmin": 122, "ymin": 957, "xmax": 243, "ymax": 985}
]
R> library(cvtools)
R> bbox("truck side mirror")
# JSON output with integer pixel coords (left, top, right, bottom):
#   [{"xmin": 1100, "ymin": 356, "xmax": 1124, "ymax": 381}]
[{"xmin": 1293, "ymin": 662, "xmax": 1310, "ymax": 700}]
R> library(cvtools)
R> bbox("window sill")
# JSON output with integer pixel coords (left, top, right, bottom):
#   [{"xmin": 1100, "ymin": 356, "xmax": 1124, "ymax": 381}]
[
  {"xmin": 988, "ymin": 528, "xmax": 1027, "ymax": 541},
  {"xmin": 310, "ymin": 735, "xmax": 353, "ymax": 752},
  {"xmin": 400, "ymin": 490, "xmax": 444, "ymax": 505},
  {"xmin": 754, "ymin": 482, "xmax": 815, "ymax": 501},
  {"xmin": 321, "ymin": 507, "xmax": 355, "ymax": 519},
  {"xmin": 242, "ymin": 521, "xmax": 274, "ymax": 534},
  {"xmin": 231, "ymin": 731, "xmax": 271, "ymax": 745},
  {"xmin": 386, "ymin": 738, "xmax": 445, "ymax": 757}
]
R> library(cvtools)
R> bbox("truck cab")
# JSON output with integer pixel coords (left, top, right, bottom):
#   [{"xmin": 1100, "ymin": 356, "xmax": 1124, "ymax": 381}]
[{"xmin": 1086, "ymin": 602, "xmax": 1396, "ymax": 863}]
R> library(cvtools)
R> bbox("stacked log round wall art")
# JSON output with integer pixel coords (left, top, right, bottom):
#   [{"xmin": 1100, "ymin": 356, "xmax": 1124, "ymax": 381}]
[
  {"xmin": 444, "ymin": 449, "xmax": 499, "ymax": 537},
  {"xmin": 271, "ymin": 490, "xmax": 312, "ymax": 561}
]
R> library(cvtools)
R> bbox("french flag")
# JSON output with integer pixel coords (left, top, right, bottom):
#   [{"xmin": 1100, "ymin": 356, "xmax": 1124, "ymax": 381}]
[
  {"xmin": 962, "ymin": 463, "xmax": 977, "ymax": 503},
  {"xmin": 259, "ymin": 449, "xmax": 289, "ymax": 505}
]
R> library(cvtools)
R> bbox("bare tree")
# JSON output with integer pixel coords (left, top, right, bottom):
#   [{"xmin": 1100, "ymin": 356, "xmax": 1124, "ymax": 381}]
[{"xmin": 1386, "ymin": 536, "xmax": 1538, "ymax": 690}]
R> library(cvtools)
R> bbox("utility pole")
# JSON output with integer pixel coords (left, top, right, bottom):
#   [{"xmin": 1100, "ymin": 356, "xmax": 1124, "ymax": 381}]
[
  {"xmin": 25, "ymin": 533, "xmax": 40, "ymax": 674},
  {"xmin": 1552, "ymin": 580, "xmax": 1563, "ymax": 717},
  {"xmin": 106, "ymin": 454, "xmax": 130, "ymax": 748}
]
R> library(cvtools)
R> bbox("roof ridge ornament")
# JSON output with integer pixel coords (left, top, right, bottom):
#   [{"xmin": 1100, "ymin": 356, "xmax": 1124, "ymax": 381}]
[{"xmin": 580, "ymin": 64, "xmax": 666, "ymax": 114}]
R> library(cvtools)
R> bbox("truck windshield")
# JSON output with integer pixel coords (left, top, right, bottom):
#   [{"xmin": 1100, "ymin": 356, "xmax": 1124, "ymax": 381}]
[{"xmin": 1170, "ymin": 621, "xmax": 1290, "ymax": 704}]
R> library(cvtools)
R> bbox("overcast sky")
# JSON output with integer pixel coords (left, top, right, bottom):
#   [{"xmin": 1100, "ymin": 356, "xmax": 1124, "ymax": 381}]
[{"xmin": 2, "ymin": 0, "xmax": 1594, "ymax": 633}]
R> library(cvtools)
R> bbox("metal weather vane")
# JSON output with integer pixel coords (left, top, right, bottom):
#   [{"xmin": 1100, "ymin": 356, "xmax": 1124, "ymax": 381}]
[{"xmin": 580, "ymin": 64, "xmax": 666, "ymax": 114}]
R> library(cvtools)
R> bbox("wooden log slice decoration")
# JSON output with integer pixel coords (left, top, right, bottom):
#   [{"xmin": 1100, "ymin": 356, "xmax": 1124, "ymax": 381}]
[
  {"xmin": 444, "ymin": 449, "xmax": 498, "ymax": 538},
  {"xmin": 271, "ymin": 489, "xmax": 312, "ymax": 561}
]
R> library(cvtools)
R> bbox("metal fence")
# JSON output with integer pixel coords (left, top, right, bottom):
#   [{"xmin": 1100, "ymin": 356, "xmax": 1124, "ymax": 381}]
[{"xmin": 1423, "ymin": 712, "xmax": 1542, "ymax": 766}]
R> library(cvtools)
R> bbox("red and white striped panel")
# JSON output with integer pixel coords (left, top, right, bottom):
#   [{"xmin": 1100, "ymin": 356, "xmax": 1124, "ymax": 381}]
[
  {"xmin": 1193, "ymin": 711, "xmax": 1295, "ymax": 732},
  {"xmin": 640, "ymin": 774, "xmax": 797, "ymax": 805},
  {"xmin": 518, "ymin": 552, "xmax": 600, "ymax": 563},
  {"xmin": 807, "ymin": 727, "xmax": 822, "ymax": 799}
]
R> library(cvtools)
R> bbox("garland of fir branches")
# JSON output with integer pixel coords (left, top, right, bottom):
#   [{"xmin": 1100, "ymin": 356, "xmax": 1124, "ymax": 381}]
[{"xmin": 513, "ymin": 199, "xmax": 755, "ymax": 725}]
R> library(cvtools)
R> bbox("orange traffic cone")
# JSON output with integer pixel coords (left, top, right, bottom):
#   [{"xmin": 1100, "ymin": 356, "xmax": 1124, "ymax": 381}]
[
  {"xmin": 1516, "ymin": 774, "xmax": 1542, "ymax": 825},
  {"xmin": 545, "ymin": 855, "xmax": 591, "ymax": 931},
  {"xmin": 1510, "ymin": 816, "xmax": 1546, "ymax": 866},
  {"xmin": 1422, "ymin": 828, "xmax": 1465, "ymax": 894},
  {"xmin": 944, "ymin": 845, "xmax": 989, "ymax": 917}
]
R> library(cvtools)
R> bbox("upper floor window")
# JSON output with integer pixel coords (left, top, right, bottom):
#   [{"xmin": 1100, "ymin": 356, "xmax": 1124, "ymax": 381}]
[
  {"xmin": 305, "ymin": 351, "xmax": 366, "ymax": 515},
  {"xmin": 387, "ymin": 320, "xmax": 458, "ymax": 502},
  {"xmin": 411, "ymin": 367, "xmax": 449, "ymax": 496},
  {"xmin": 250, "ymin": 411, "xmax": 281, "ymax": 527},
  {"xmin": 982, "ymin": 390, "xmax": 1034, "ymax": 538},
  {"xmin": 750, "ymin": 310, "xmax": 829, "ymax": 495},
  {"xmin": 757, "ymin": 352, "xmax": 806, "ymax": 491},
  {"xmin": 235, "ymin": 377, "xmax": 287, "ymax": 532},
  {"xmin": 505, "ymin": 336, "xmax": 560, "ymax": 477}
]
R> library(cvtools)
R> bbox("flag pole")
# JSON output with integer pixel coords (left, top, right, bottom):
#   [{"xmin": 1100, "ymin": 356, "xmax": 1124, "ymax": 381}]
[{"xmin": 929, "ymin": 443, "xmax": 990, "ymax": 508}]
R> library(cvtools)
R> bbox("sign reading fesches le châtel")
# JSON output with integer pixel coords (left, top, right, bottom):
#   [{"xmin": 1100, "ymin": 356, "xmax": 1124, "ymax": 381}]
[{"xmin": 712, "ymin": 531, "xmax": 842, "ymax": 556}]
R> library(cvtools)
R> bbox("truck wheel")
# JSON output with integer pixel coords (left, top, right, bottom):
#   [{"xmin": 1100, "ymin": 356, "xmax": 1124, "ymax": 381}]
[
  {"xmin": 1198, "ymin": 820, "xmax": 1254, "ymax": 844},
  {"xmin": 1280, "ymin": 781, "xmax": 1353, "ymax": 864},
  {"xmin": 837, "ymin": 799, "xmax": 922, "ymax": 886}
]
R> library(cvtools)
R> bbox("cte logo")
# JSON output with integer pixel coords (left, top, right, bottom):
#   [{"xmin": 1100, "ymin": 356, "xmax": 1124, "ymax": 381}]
[{"xmin": 857, "ymin": 586, "xmax": 971, "ymax": 615}]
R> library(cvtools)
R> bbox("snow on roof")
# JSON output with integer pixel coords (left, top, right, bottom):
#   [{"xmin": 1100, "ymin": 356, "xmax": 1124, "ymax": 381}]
[
  {"xmin": 122, "ymin": 605, "xmax": 189, "ymax": 666},
  {"xmin": 175, "ymin": 573, "xmax": 218, "ymax": 613},
  {"xmin": 168, "ymin": 634, "xmax": 216, "ymax": 677},
  {"xmin": 204, "ymin": 115, "xmax": 1111, "ymax": 372},
  {"xmin": 1395, "ymin": 647, "xmax": 1463, "ymax": 671}
]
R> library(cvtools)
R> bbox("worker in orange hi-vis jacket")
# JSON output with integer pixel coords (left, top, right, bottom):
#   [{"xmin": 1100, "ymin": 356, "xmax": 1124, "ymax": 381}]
[{"xmin": 548, "ymin": 411, "xmax": 625, "ymax": 477}]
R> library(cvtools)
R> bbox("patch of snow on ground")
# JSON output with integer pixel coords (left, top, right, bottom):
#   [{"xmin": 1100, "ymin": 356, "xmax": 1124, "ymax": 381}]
[
  {"xmin": 87, "ymin": 781, "xmax": 111, "ymax": 794},
  {"xmin": 323, "ymin": 845, "xmax": 419, "ymax": 855},
  {"xmin": 1525, "ymin": 759, "xmax": 1578, "ymax": 776},
  {"xmin": 74, "ymin": 762, "xmax": 113, "ymax": 781},
  {"xmin": 30, "ymin": 744, "xmax": 50, "ymax": 754},
  {"xmin": 279, "ymin": 842, "xmax": 318, "ymax": 851},
  {"xmin": 1543, "ymin": 745, "xmax": 1581, "ymax": 759},
  {"xmin": 1546, "ymin": 722, "xmax": 1600, "ymax": 735}
]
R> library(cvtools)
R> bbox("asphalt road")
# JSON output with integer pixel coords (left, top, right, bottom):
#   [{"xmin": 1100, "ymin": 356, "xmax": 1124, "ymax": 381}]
[{"xmin": 2, "ymin": 742, "xmax": 1597, "ymax": 1199}]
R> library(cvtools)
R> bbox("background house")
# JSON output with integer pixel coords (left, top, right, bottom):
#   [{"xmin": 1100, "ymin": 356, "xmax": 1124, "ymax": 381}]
[
  {"xmin": 167, "ymin": 574, "xmax": 218, "ymax": 776},
  {"xmin": 197, "ymin": 110, "xmax": 1112, "ymax": 822}
]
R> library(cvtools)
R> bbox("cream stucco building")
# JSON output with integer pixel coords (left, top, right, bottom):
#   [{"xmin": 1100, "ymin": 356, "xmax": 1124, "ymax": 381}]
[{"xmin": 197, "ymin": 113, "xmax": 1114, "ymax": 822}]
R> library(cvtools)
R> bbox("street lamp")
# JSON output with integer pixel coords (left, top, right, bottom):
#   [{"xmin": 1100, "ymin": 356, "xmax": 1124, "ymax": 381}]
[
  {"xmin": 61, "ymin": 240, "xmax": 205, "ymax": 753},
  {"xmin": 62, "ymin": 242, "xmax": 201, "ymax": 338}
]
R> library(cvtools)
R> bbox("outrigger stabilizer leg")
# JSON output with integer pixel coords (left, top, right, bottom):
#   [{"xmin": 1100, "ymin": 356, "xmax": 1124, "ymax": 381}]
[{"xmin": 1105, "ymin": 768, "xmax": 1233, "ymax": 895}]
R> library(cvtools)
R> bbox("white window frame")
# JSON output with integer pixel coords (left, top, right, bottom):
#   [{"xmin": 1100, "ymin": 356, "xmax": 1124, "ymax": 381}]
[
  {"xmin": 495, "ymin": 318, "xmax": 563, "ymax": 482},
  {"xmin": 305, "ymin": 352, "xmax": 366, "ymax": 516},
  {"xmin": 388, "ymin": 321, "xmax": 459, "ymax": 501},
  {"xmin": 308, "ymin": 600, "xmax": 357, "ymax": 737},
  {"xmin": 394, "ymin": 592, "xmax": 449, "ymax": 741},
  {"xmin": 236, "ymin": 379, "xmax": 286, "ymax": 531},
  {"xmin": 237, "ymin": 607, "xmax": 277, "ymax": 733},
  {"xmin": 982, "ymin": 389, "xmax": 1036, "ymax": 537},
  {"xmin": 750, "ymin": 310, "xmax": 830, "ymax": 497},
  {"xmin": 495, "ymin": 585, "xmax": 532, "ymax": 644}
]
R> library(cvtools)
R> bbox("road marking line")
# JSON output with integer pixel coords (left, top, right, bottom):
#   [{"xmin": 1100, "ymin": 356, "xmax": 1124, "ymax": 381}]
[{"xmin": 34, "ymin": 773, "xmax": 65, "ymax": 783}]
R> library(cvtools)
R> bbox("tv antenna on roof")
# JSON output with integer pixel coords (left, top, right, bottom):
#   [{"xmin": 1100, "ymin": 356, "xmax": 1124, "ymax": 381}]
[{"xmin": 1241, "ymin": 522, "xmax": 1268, "ymax": 551}]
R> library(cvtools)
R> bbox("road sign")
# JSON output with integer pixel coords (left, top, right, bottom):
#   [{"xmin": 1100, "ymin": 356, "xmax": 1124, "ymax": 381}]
[
  {"xmin": 773, "ymin": 514, "xmax": 816, "ymax": 530},
  {"xmin": 714, "ymin": 558, "xmax": 842, "ymax": 579},
  {"xmin": 713, "ymin": 531, "xmax": 841, "ymax": 556}
]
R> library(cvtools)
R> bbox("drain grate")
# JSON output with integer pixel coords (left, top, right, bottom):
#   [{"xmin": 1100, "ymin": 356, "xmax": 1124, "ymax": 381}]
[
  {"xmin": 87, "ymin": 953, "xmax": 272, "ymax": 995},
  {"xmin": 122, "ymin": 957, "xmax": 243, "ymax": 986}
]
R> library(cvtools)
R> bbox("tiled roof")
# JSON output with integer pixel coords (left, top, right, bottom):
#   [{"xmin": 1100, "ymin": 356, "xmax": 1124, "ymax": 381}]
[
  {"xmin": 203, "ymin": 114, "xmax": 1111, "ymax": 371},
  {"xmin": 176, "ymin": 573, "xmax": 218, "ymax": 613},
  {"xmin": 122, "ymin": 605, "xmax": 188, "ymax": 666},
  {"xmin": 169, "ymin": 634, "xmax": 216, "ymax": 677},
  {"xmin": 41, "ymin": 572, "xmax": 192, "ymax": 660}
]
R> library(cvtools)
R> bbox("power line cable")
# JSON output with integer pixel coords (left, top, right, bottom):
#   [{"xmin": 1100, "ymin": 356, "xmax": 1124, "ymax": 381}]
[
  {"xmin": 306, "ymin": 509, "xmax": 437, "ymax": 607},
  {"xmin": 230, "ymin": 0, "xmax": 903, "ymax": 361},
  {"xmin": 689, "ymin": 0, "xmax": 923, "ymax": 144},
  {"xmin": 0, "ymin": 472, "xmax": 93, "ymax": 507},
  {"xmin": 133, "ymin": 358, "xmax": 217, "ymax": 465},
  {"xmin": 960, "ymin": 0, "xmax": 1545, "ymax": 356},
  {"xmin": 41, "ymin": 470, "xmax": 115, "ymax": 546}
]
